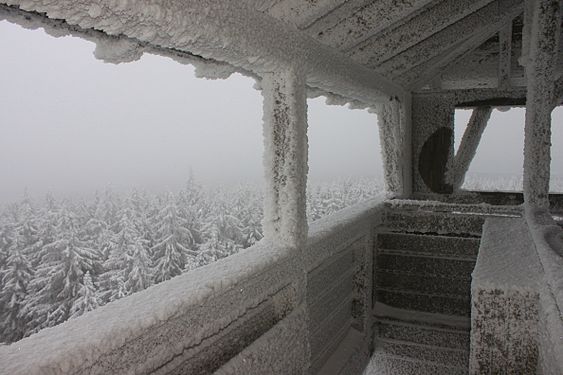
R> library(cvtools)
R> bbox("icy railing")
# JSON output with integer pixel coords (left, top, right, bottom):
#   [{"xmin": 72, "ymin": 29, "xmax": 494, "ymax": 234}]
[
  {"xmin": 525, "ymin": 208, "xmax": 563, "ymax": 373},
  {"xmin": 0, "ymin": 198, "xmax": 385, "ymax": 375}
]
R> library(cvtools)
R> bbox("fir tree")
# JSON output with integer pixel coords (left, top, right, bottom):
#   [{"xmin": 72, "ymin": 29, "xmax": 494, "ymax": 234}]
[
  {"xmin": 70, "ymin": 271, "xmax": 99, "ymax": 319},
  {"xmin": 151, "ymin": 195, "xmax": 195, "ymax": 283},
  {"xmin": 23, "ymin": 207, "xmax": 101, "ymax": 333},
  {"xmin": 0, "ymin": 242, "xmax": 33, "ymax": 343}
]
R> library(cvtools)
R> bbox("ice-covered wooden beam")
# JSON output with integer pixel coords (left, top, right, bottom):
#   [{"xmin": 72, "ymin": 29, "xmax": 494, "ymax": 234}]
[
  {"xmin": 347, "ymin": 0, "xmax": 501, "ymax": 67},
  {"xmin": 0, "ymin": 0, "xmax": 406, "ymax": 105},
  {"xmin": 523, "ymin": 0, "xmax": 561, "ymax": 209},
  {"xmin": 266, "ymin": 0, "xmax": 349, "ymax": 30},
  {"xmin": 261, "ymin": 70, "xmax": 308, "ymax": 248},
  {"xmin": 498, "ymin": 22, "xmax": 514, "ymax": 89},
  {"xmin": 452, "ymin": 106, "xmax": 493, "ymax": 190},
  {"xmin": 519, "ymin": 0, "xmax": 535, "ymax": 67},
  {"xmin": 400, "ymin": 26, "xmax": 503, "ymax": 89},
  {"xmin": 374, "ymin": 0, "xmax": 522, "ymax": 77},
  {"xmin": 304, "ymin": 0, "xmax": 436, "ymax": 52},
  {"xmin": 416, "ymin": 87, "xmax": 527, "ymax": 108},
  {"xmin": 0, "ymin": 4, "xmax": 240, "ymax": 79},
  {"xmin": 555, "ymin": 76, "xmax": 563, "ymax": 105}
]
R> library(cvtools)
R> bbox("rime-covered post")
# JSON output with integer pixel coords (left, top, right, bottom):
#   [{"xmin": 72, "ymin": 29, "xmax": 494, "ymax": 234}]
[
  {"xmin": 452, "ymin": 106, "xmax": 493, "ymax": 190},
  {"xmin": 377, "ymin": 98, "xmax": 412, "ymax": 196},
  {"xmin": 523, "ymin": 0, "xmax": 560, "ymax": 209},
  {"xmin": 498, "ymin": 22, "xmax": 513, "ymax": 89},
  {"xmin": 519, "ymin": 0, "xmax": 535, "ymax": 67},
  {"xmin": 261, "ymin": 70, "xmax": 308, "ymax": 248}
]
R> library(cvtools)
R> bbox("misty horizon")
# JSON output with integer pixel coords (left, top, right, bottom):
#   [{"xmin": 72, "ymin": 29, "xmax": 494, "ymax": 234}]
[{"xmin": 1, "ymin": 20, "xmax": 561, "ymax": 205}]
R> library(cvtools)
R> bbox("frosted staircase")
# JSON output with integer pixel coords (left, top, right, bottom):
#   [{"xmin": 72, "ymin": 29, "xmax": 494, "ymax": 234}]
[{"xmin": 365, "ymin": 205, "xmax": 483, "ymax": 375}]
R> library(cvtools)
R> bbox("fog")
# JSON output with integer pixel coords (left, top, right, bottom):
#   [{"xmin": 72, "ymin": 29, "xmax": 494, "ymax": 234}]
[
  {"xmin": 455, "ymin": 108, "xmax": 562, "ymax": 177},
  {"xmin": 0, "ymin": 20, "xmax": 561, "ymax": 204}
]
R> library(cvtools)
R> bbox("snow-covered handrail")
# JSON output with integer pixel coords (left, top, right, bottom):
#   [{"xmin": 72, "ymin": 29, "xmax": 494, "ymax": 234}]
[
  {"xmin": 0, "ymin": 198, "xmax": 386, "ymax": 374},
  {"xmin": 0, "ymin": 0, "xmax": 407, "ymax": 106}
]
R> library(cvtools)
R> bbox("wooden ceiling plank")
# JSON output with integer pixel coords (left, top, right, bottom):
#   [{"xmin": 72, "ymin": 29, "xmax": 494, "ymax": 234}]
[
  {"xmin": 348, "ymin": 0, "xmax": 501, "ymax": 66},
  {"xmin": 498, "ymin": 22, "xmax": 514, "ymax": 89},
  {"xmin": 373, "ymin": 0, "xmax": 522, "ymax": 76},
  {"xmin": 310, "ymin": 0, "xmax": 436, "ymax": 51},
  {"xmin": 401, "ymin": 27, "xmax": 502, "ymax": 89},
  {"xmin": 266, "ymin": 0, "xmax": 348, "ymax": 29}
]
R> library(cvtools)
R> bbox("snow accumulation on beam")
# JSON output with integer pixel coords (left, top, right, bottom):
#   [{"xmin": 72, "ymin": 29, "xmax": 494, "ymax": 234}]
[
  {"xmin": 0, "ymin": 4, "xmax": 239, "ymax": 79},
  {"xmin": 523, "ymin": 0, "xmax": 561, "ymax": 209},
  {"xmin": 0, "ymin": 0, "xmax": 407, "ymax": 106},
  {"xmin": 262, "ymin": 71, "xmax": 308, "ymax": 248},
  {"xmin": 452, "ymin": 106, "xmax": 493, "ymax": 190}
]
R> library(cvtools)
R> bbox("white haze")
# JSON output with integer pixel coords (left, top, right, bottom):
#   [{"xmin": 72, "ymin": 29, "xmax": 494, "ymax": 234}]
[{"xmin": 0, "ymin": 20, "xmax": 561, "ymax": 204}]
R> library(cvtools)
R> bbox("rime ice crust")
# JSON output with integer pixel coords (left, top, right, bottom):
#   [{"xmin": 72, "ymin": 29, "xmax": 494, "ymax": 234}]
[
  {"xmin": 471, "ymin": 211, "xmax": 563, "ymax": 375},
  {"xmin": 452, "ymin": 106, "xmax": 493, "ymax": 191},
  {"xmin": 261, "ymin": 70, "xmax": 309, "ymax": 248},
  {"xmin": 470, "ymin": 217, "xmax": 540, "ymax": 374},
  {"xmin": 0, "ymin": 0, "xmax": 405, "ymax": 106},
  {"xmin": 525, "ymin": 208, "xmax": 563, "ymax": 374},
  {"xmin": 523, "ymin": 0, "xmax": 561, "ymax": 209},
  {"xmin": 377, "ymin": 99, "xmax": 409, "ymax": 196}
]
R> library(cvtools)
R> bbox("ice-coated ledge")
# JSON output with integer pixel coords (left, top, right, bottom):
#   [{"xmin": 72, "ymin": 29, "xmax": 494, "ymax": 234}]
[
  {"xmin": 472, "ymin": 217, "xmax": 540, "ymax": 289},
  {"xmin": 470, "ymin": 217, "xmax": 541, "ymax": 374},
  {"xmin": 525, "ymin": 208, "xmax": 563, "ymax": 374}
]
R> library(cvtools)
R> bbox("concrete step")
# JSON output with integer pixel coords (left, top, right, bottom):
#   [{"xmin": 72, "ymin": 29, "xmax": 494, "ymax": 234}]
[
  {"xmin": 376, "ymin": 271, "xmax": 471, "ymax": 298},
  {"xmin": 376, "ymin": 289, "xmax": 471, "ymax": 317},
  {"xmin": 375, "ymin": 338, "xmax": 469, "ymax": 368},
  {"xmin": 383, "ymin": 210, "xmax": 484, "ymax": 236},
  {"xmin": 364, "ymin": 352, "xmax": 468, "ymax": 375},
  {"xmin": 375, "ymin": 319, "xmax": 470, "ymax": 351},
  {"xmin": 376, "ymin": 252, "xmax": 476, "ymax": 280},
  {"xmin": 377, "ymin": 232, "xmax": 480, "ymax": 259}
]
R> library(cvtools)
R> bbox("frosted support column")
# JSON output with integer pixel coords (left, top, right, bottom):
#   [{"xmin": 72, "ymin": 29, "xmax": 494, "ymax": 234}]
[
  {"xmin": 498, "ymin": 22, "xmax": 513, "ymax": 89},
  {"xmin": 519, "ymin": 0, "xmax": 535, "ymax": 67},
  {"xmin": 523, "ymin": 0, "xmax": 561, "ymax": 209},
  {"xmin": 377, "ymin": 98, "xmax": 412, "ymax": 197},
  {"xmin": 261, "ymin": 70, "xmax": 309, "ymax": 248},
  {"xmin": 452, "ymin": 106, "xmax": 493, "ymax": 191}
]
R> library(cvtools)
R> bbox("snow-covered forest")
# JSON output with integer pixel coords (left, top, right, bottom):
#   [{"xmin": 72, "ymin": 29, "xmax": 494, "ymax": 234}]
[
  {"xmin": 0, "ymin": 177, "xmax": 384, "ymax": 344},
  {"xmin": 1, "ymin": 173, "xmax": 561, "ymax": 344}
]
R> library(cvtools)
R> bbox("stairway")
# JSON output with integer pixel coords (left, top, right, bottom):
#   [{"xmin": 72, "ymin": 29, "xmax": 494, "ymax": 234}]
[{"xmin": 365, "ymin": 206, "xmax": 483, "ymax": 374}]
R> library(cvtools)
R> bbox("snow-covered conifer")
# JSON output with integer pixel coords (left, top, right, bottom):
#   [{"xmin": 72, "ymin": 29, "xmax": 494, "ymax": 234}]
[
  {"xmin": 70, "ymin": 271, "xmax": 99, "ymax": 318},
  {"xmin": 0, "ymin": 243, "xmax": 33, "ymax": 343},
  {"xmin": 151, "ymin": 194, "xmax": 195, "ymax": 283}
]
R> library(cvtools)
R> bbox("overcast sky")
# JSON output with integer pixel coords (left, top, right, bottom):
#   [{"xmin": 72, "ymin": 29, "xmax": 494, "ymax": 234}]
[{"xmin": 0, "ymin": 20, "xmax": 561, "ymax": 203}]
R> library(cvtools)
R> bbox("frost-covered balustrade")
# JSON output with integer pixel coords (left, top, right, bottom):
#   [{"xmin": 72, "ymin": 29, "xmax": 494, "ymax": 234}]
[{"xmin": 0, "ymin": 198, "xmax": 385, "ymax": 374}]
